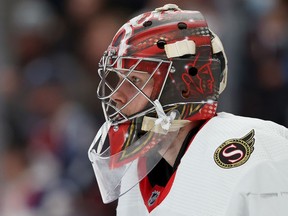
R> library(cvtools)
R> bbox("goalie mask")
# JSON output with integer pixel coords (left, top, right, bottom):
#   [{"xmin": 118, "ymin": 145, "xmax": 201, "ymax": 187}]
[{"xmin": 88, "ymin": 4, "xmax": 228, "ymax": 203}]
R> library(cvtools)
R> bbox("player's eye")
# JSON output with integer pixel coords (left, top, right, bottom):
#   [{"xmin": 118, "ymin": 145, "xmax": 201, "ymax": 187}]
[{"xmin": 130, "ymin": 76, "xmax": 141, "ymax": 84}]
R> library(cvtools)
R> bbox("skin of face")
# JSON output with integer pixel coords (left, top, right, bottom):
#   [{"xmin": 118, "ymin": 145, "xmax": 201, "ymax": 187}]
[{"xmin": 111, "ymin": 71, "xmax": 154, "ymax": 116}]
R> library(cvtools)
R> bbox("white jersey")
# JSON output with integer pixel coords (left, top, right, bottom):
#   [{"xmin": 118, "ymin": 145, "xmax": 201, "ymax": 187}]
[{"xmin": 116, "ymin": 112, "xmax": 288, "ymax": 216}]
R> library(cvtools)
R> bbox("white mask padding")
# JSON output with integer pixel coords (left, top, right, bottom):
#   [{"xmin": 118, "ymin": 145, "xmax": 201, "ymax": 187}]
[
  {"xmin": 142, "ymin": 99, "xmax": 190, "ymax": 134},
  {"xmin": 211, "ymin": 32, "xmax": 224, "ymax": 54},
  {"xmin": 164, "ymin": 39, "xmax": 196, "ymax": 58},
  {"xmin": 142, "ymin": 116, "xmax": 190, "ymax": 134},
  {"xmin": 210, "ymin": 30, "xmax": 228, "ymax": 94},
  {"xmin": 88, "ymin": 109, "xmax": 182, "ymax": 203},
  {"xmin": 155, "ymin": 4, "xmax": 180, "ymax": 12}
]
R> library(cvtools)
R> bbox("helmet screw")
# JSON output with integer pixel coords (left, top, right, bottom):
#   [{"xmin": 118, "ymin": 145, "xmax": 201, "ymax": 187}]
[
  {"xmin": 113, "ymin": 125, "xmax": 119, "ymax": 132},
  {"xmin": 157, "ymin": 39, "xmax": 167, "ymax": 49},
  {"xmin": 170, "ymin": 66, "xmax": 176, "ymax": 73}
]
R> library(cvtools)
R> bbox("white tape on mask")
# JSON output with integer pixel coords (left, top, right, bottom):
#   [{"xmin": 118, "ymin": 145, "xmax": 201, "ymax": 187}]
[{"xmin": 164, "ymin": 39, "xmax": 196, "ymax": 58}]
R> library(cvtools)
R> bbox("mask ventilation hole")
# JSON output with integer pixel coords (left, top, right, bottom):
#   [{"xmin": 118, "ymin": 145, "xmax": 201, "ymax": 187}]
[
  {"xmin": 157, "ymin": 39, "xmax": 167, "ymax": 49},
  {"xmin": 188, "ymin": 67, "xmax": 198, "ymax": 76},
  {"xmin": 143, "ymin": 21, "xmax": 152, "ymax": 27},
  {"xmin": 178, "ymin": 22, "xmax": 187, "ymax": 30}
]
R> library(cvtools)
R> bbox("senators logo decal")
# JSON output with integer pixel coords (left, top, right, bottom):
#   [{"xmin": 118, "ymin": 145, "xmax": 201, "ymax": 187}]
[{"xmin": 214, "ymin": 130, "xmax": 255, "ymax": 169}]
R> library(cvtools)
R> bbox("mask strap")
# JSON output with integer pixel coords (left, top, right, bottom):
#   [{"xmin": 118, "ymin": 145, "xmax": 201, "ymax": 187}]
[{"xmin": 154, "ymin": 99, "xmax": 177, "ymax": 131}]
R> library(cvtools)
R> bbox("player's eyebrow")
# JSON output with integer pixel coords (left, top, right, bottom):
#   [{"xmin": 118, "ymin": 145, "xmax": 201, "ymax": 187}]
[{"xmin": 118, "ymin": 68, "xmax": 149, "ymax": 75}]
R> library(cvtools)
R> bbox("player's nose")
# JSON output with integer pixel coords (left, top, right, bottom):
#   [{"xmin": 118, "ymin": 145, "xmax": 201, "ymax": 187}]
[{"xmin": 111, "ymin": 87, "xmax": 127, "ymax": 108}]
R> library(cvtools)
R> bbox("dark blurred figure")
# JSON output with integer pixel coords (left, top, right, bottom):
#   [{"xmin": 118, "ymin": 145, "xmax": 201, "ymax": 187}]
[
  {"xmin": 240, "ymin": 0, "xmax": 288, "ymax": 126},
  {"xmin": 0, "ymin": 0, "xmax": 107, "ymax": 215},
  {"xmin": 9, "ymin": 0, "xmax": 59, "ymax": 66},
  {"xmin": 79, "ymin": 11, "xmax": 127, "ymax": 72},
  {"xmin": 59, "ymin": 0, "xmax": 105, "ymax": 53}
]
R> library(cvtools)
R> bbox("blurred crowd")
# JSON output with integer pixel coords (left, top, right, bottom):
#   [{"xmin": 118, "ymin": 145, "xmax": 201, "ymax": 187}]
[{"xmin": 0, "ymin": 0, "xmax": 287, "ymax": 216}]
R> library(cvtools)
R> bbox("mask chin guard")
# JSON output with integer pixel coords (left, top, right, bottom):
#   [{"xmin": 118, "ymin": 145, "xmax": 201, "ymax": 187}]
[{"xmin": 88, "ymin": 101, "xmax": 187, "ymax": 203}]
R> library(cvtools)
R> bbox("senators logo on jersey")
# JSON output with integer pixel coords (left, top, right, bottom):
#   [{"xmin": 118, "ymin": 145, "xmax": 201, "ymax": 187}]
[{"xmin": 214, "ymin": 130, "xmax": 255, "ymax": 169}]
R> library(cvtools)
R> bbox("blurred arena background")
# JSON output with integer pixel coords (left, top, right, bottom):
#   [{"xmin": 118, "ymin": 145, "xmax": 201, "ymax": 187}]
[{"xmin": 0, "ymin": 0, "xmax": 287, "ymax": 215}]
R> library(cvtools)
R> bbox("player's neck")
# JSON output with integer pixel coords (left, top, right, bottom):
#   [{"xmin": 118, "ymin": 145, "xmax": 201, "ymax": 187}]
[{"xmin": 162, "ymin": 121, "xmax": 202, "ymax": 166}]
